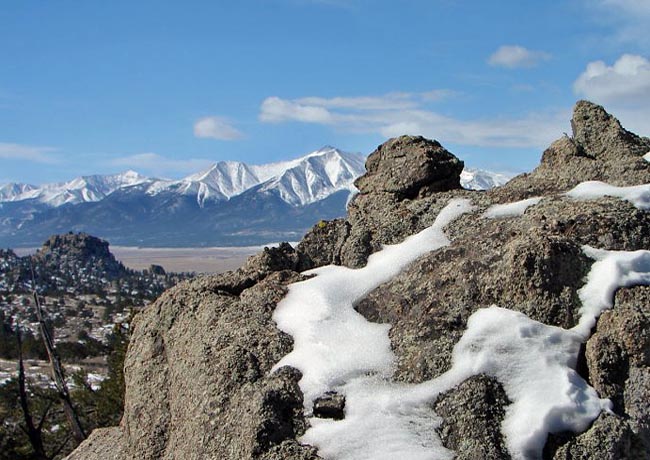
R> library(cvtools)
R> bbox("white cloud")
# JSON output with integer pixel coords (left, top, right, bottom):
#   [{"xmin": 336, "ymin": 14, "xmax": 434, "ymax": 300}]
[
  {"xmin": 193, "ymin": 116, "xmax": 243, "ymax": 140},
  {"xmin": 259, "ymin": 92, "xmax": 568, "ymax": 149},
  {"xmin": 591, "ymin": 0, "xmax": 650, "ymax": 45},
  {"xmin": 110, "ymin": 153, "xmax": 213, "ymax": 178},
  {"xmin": 376, "ymin": 109, "xmax": 568, "ymax": 149},
  {"xmin": 259, "ymin": 91, "xmax": 455, "ymax": 124},
  {"xmin": 260, "ymin": 97, "xmax": 335, "ymax": 123},
  {"xmin": 574, "ymin": 54, "xmax": 650, "ymax": 105},
  {"xmin": 488, "ymin": 45, "xmax": 551, "ymax": 69},
  {"xmin": 573, "ymin": 54, "xmax": 650, "ymax": 135},
  {"xmin": 0, "ymin": 143, "xmax": 58, "ymax": 163}
]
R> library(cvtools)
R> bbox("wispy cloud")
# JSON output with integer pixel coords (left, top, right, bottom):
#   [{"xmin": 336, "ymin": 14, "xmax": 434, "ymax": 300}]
[
  {"xmin": 0, "ymin": 143, "xmax": 58, "ymax": 163},
  {"xmin": 488, "ymin": 45, "xmax": 551, "ymax": 69},
  {"xmin": 259, "ymin": 92, "xmax": 568, "ymax": 148},
  {"xmin": 573, "ymin": 54, "xmax": 650, "ymax": 135},
  {"xmin": 591, "ymin": 0, "xmax": 650, "ymax": 45},
  {"xmin": 109, "ymin": 153, "xmax": 214, "ymax": 178},
  {"xmin": 193, "ymin": 116, "xmax": 244, "ymax": 140},
  {"xmin": 600, "ymin": 0, "xmax": 650, "ymax": 16}
]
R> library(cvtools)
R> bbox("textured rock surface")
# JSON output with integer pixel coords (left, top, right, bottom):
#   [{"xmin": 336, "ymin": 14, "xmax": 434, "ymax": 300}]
[
  {"xmin": 354, "ymin": 135, "xmax": 464, "ymax": 197},
  {"xmin": 119, "ymin": 245, "xmax": 316, "ymax": 460},
  {"xmin": 584, "ymin": 286, "xmax": 650, "ymax": 455},
  {"xmin": 65, "ymin": 427, "xmax": 126, "ymax": 460},
  {"xmin": 68, "ymin": 101, "xmax": 650, "ymax": 460},
  {"xmin": 545, "ymin": 414, "xmax": 645, "ymax": 460},
  {"xmin": 433, "ymin": 375, "xmax": 511, "ymax": 459},
  {"xmin": 35, "ymin": 232, "xmax": 126, "ymax": 277},
  {"xmin": 312, "ymin": 392, "xmax": 346, "ymax": 420}
]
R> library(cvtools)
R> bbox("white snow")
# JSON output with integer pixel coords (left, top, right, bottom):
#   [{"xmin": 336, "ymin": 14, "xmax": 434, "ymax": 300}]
[
  {"xmin": 273, "ymin": 198, "xmax": 474, "ymax": 404},
  {"xmin": 0, "ymin": 171, "xmax": 149, "ymax": 206},
  {"xmin": 644, "ymin": 151, "xmax": 650, "ymax": 162},
  {"xmin": 461, "ymin": 168, "xmax": 513, "ymax": 191},
  {"xmin": 432, "ymin": 307, "xmax": 610, "ymax": 459},
  {"xmin": 86, "ymin": 372, "xmax": 106, "ymax": 391},
  {"xmin": 272, "ymin": 195, "xmax": 650, "ymax": 460},
  {"xmin": 566, "ymin": 181, "xmax": 650, "ymax": 210},
  {"xmin": 572, "ymin": 246, "xmax": 650, "ymax": 338},
  {"xmin": 484, "ymin": 197, "xmax": 542, "ymax": 218},
  {"xmin": 273, "ymin": 198, "xmax": 473, "ymax": 460}
]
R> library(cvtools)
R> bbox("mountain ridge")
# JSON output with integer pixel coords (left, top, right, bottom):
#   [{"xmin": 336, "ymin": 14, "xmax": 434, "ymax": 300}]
[
  {"xmin": 0, "ymin": 147, "xmax": 511, "ymax": 247},
  {"xmin": 1, "ymin": 148, "xmax": 510, "ymax": 208}
]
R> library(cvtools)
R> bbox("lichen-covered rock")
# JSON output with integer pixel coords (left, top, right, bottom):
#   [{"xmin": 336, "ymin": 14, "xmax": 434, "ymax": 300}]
[
  {"xmin": 585, "ymin": 286, "xmax": 650, "ymax": 453},
  {"xmin": 354, "ymin": 135, "xmax": 464, "ymax": 198},
  {"xmin": 494, "ymin": 101, "xmax": 650, "ymax": 200},
  {"xmin": 295, "ymin": 218, "xmax": 350, "ymax": 271},
  {"xmin": 433, "ymin": 375, "xmax": 511, "ymax": 460},
  {"xmin": 545, "ymin": 414, "xmax": 645, "ymax": 460},
  {"xmin": 118, "ymin": 267, "xmax": 316, "ymax": 460},
  {"xmin": 67, "ymin": 244, "xmax": 318, "ymax": 460}
]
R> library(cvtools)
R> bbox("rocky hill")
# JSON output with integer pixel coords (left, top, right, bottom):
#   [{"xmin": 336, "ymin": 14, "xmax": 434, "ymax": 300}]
[
  {"xmin": 68, "ymin": 101, "xmax": 650, "ymax": 460},
  {"xmin": 0, "ymin": 232, "xmax": 189, "ymax": 320}
]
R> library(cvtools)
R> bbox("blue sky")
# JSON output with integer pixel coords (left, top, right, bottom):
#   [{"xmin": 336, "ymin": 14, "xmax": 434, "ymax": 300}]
[{"xmin": 1, "ymin": 0, "xmax": 649, "ymax": 184}]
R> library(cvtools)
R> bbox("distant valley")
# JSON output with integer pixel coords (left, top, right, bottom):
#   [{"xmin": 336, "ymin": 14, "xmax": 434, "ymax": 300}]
[{"xmin": 0, "ymin": 146, "xmax": 511, "ymax": 247}]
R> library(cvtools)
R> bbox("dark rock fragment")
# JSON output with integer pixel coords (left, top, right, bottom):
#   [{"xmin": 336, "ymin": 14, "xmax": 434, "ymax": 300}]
[{"xmin": 312, "ymin": 391, "xmax": 346, "ymax": 420}]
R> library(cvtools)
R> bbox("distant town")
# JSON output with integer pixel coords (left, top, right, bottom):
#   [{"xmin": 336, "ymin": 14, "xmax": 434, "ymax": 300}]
[
  {"xmin": 0, "ymin": 232, "xmax": 195, "ymax": 458},
  {"xmin": 1, "ymin": 233, "xmax": 192, "ymax": 386}
]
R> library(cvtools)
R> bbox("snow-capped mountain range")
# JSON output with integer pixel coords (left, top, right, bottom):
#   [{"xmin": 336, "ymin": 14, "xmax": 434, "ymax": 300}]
[
  {"xmin": 0, "ymin": 147, "xmax": 512, "ymax": 247},
  {"xmin": 1, "ymin": 147, "xmax": 367, "ymax": 208},
  {"xmin": 0, "ymin": 170, "xmax": 149, "ymax": 207},
  {"xmin": 460, "ymin": 168, "xmax": 513, "ymax": 191}
]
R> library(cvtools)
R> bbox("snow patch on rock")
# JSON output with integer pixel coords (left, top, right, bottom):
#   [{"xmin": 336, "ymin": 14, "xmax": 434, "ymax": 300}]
[
  {"xmin": 272, "ymin": 195, "xmax": 650, "ymax": 460},
  {"xmin": 566, "ymin": 181, "xmax": 650, "ymax": 210},
  {"xmin": 573, "ymin": 246, "xmax": 650, "ymax": 338},
  {"xmin": 484, "ymin": 197, "xmax": 542, "ymax": 218}
]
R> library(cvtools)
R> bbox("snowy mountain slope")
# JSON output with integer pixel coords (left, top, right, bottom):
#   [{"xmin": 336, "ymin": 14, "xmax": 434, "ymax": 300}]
[
  {"xmin": 460, "ymin": 168, "xmax": 513, "ymax": 191},
  {"xmin": 257, "ymin": 147, "xmax": 367, "ymax": 206},
  {"xmin": 0, "ymin": 170, "xmax": 149, "ymax": 206},
  {"xmin": 143, "ymin": 147, "xmax": 365, "ymax": 208},
  {"xmin": 145, "ymin": 161, "xmax": 261, "ymax": 207},
  {"xmin": 0, "ymin": 182, "xmax": 38, "ymax": 201},
  {"xmin": 1, "ymin": 148, "xmax": 507, "ymax": 209}
]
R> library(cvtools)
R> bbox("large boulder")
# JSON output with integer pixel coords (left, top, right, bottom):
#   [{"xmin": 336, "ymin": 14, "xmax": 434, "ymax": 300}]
[
  {"xmin": 354, "ymin": 135, "xmax": 464, "ymax": 198},
  {"xmin": 67, "ymin": 101, "xmax": 650, "ymax": 459}
]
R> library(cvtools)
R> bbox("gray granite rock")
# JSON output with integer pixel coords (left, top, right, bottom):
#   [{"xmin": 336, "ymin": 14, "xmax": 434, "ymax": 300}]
[{"xmin": 68, "ymin": 101, "xmax": 650, "ymax": 459}]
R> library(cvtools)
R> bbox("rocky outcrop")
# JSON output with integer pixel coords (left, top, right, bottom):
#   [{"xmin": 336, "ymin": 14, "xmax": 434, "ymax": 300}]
[
  {"xmin": 494, "ymin": 100, "xmax": 650, "ymax": 200},
  {"xmin": 354, "ymin": 135, "xmax": 464, "ymax": 198},
  {"xmin": 67, "ymin": 101, "xmax": 650, "ymax": 460},
  {"xmin": 35, "ymin": 232, "xmax": 126, "ymax": 278},
  {"xmin": 118, "ymin": 245, "xmax": 317, "ymax": 460}
]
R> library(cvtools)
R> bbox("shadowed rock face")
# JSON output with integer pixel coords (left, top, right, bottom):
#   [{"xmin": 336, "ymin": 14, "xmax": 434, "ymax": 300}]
[{"xmin": 67, "ymin": 101, "xmax": 650, "ymax": 460}]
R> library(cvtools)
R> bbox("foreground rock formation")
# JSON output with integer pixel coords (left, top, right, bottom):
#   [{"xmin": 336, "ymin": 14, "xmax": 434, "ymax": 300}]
[{"xmin": 67, "ymin": 101, "xmax": 650, "ymax": 460}]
